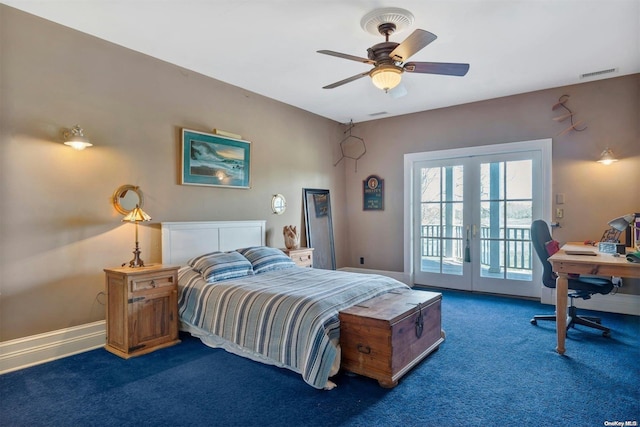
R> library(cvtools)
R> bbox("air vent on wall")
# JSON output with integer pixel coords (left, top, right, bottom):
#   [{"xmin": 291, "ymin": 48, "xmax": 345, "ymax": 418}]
[{"xmin": 580, "ymin": 68, "xmax": 618, "ymax": 79}]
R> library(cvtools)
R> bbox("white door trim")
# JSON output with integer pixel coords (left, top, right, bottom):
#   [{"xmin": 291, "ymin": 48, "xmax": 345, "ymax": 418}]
[{"xmin": 404, "ymin": 139, "xmax": 553, "ymax": 287}]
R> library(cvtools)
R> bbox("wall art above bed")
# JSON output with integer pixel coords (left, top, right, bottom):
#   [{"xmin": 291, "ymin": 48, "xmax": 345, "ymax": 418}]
[{"xmin": 181, "ymin": 128, "xmax": 251, "ymax": 188}]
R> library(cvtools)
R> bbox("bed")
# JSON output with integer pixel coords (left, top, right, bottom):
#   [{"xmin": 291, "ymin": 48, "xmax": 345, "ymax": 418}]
[{"xmin": 161, "ymin": 220, "xmax": 410, "ymax": 389}]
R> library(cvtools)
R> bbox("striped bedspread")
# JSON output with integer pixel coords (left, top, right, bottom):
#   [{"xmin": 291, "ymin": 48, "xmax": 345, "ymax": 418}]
[{"xmin": 178, "ymin": 266, "xmax": 408, "ymax": 389}]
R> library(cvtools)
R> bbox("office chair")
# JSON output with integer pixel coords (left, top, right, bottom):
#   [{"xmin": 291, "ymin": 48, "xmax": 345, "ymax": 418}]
[{"xmin": 530, "ymin": 220, "xmax": 614, "ymax": 337}]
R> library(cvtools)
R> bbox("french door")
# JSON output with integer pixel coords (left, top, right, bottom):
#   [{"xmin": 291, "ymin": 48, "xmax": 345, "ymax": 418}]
[{"xmin": 404, "ymin": 140, "xmax": 551, "ymax": 298}]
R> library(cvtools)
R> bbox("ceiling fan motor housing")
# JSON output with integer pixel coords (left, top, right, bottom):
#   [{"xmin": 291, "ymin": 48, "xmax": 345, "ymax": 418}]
[{"xmin": 367, "ymin": 41, "xmax": 401, "ymax": 64}]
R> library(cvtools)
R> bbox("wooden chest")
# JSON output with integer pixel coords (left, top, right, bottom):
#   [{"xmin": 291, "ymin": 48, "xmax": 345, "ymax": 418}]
[{"xmin": 339, "ymin": 288, "xmax": 444, "ymax": 387}]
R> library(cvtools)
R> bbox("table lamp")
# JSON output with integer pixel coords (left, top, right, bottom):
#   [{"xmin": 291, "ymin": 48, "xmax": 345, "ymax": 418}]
[
  {"xmin": 608, "ymin": 214, "xmax": 639, "ymax": 249},
  {"xmin": 122, "ymin": 204, "xmax": 152, "ymax": 267}
]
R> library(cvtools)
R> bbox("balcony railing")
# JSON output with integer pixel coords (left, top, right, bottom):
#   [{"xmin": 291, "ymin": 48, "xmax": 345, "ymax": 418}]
[{"xmin": 421, "ymin": 225, "xmax": 532, "ymax": 271}]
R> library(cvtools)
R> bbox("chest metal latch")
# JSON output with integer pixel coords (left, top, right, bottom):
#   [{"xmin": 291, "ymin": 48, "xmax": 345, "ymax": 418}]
[{"xmin": 415, "ymin": 302, "xmax": 424, "ymax": 338}]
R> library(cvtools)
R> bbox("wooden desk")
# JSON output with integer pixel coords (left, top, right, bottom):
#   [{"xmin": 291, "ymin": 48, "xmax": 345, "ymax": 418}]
[{"xmin": 548, "ymin": 243, "xmax": 640, "ymax": 354}]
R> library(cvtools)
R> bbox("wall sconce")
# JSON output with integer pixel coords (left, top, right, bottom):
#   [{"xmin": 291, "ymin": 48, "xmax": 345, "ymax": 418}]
[
  {"xmin": 62, "ymin": 125, "xmax": 93, "ymax": 150},
  {"xmin": 597, "ymin": 148, "xmax": 618, "ymax": 165}
]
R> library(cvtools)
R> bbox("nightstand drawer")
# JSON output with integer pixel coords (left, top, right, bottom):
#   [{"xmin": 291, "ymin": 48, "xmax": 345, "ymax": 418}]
[
  {"xmin": 131, "ymin": 273, "xmax": 175, "ymax": 292},
  {"xmin": 291, "ymin": 250, "xmax": 313, "ymax": 267},
  {"xmin": 282, "ymin": 248, "xmax": 314, "ymax": 268}
]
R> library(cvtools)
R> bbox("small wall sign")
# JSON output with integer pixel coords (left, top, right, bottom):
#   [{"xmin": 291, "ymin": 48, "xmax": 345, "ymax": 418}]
[{"xmin": 363, "ymin": 175, "xmax": 384, "ymax": 211}]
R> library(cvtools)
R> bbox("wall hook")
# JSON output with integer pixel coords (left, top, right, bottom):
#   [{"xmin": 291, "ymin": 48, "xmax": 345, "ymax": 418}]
[
  {"xmin": 552, "ymin": 94, "xmax": 587, "ymax": 135},
  {"xmin": 334, "ymin": 120, "xmax": 366, "ymax": 172}
]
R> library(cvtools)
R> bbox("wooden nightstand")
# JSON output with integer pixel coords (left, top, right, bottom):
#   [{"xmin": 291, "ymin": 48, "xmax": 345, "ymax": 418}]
[
  {"xmin": 282, "ymin": 247, "xmax": 314, "ymax": 268},
  {"xmin": 104, "ymin": 264, "xmax": 180, "ymax": 358}
]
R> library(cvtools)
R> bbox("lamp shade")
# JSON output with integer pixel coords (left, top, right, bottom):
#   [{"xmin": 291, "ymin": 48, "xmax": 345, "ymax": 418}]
[
  {"xmin": 63, "ymin": 125, "xmax": 93, "ymax": 150},
  {"xmin": 122, "ymin": 205, "xmax": 152, "ymax": 223},
  {"xmin": 608, "ymin": 214, "xmax": 635, "ymax": 232},
  {"xmin": 597, "ymin": 148, "xmax": 618, "ymax": 165},
  {"xmin": 370, "ymin": 65, "xmax": 402, "ymax": 92}
]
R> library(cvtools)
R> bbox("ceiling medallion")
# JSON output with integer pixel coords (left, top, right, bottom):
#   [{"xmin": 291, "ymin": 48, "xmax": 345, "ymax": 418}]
[{"xmin": 360, "ymin": 7, "xmax": 414, "ymax": 36}]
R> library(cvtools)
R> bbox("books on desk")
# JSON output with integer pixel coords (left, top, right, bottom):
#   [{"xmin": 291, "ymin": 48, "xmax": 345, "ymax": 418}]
[{"xmin": 564, "ymin": 250, "xmax": 598, "ymax": 256}]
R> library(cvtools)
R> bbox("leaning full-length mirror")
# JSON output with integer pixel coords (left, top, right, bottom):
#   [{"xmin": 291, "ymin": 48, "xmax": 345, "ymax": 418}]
[{"xmin": 303, "ymin": 188, "xmax": 336, "ymax": 270}]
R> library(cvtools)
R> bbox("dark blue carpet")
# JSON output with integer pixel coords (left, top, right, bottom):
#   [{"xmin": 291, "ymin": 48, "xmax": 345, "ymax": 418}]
[{"xmin": 1, "ymin": 290, "xmax": 638, "ymax": 427}]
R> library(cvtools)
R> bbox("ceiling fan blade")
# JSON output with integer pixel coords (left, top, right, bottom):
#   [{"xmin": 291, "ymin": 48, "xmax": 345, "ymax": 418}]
[
  {"xmin": 389, "ymin": 29, "xmax": 437, "ymax": 62},
  {"xmin": 404, "ymin": 61, "xmax": 470, "ymax": 76},
  {"xmin": 317, "ymin": 50, "xmax": 375, "ymax": 65},
  {"xmin": 322, "ymin": 71, "xmax": 370, "ymax": 89}
]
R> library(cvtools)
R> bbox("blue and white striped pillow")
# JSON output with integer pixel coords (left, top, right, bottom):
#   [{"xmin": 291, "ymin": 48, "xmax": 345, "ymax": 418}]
[
  {"xmin": 188, "ymin": 251, "xmax": 254, "ymax": 283},
  {"xmin": 237, "ymin": 246, "xmax": 296, "ymax": 274}
]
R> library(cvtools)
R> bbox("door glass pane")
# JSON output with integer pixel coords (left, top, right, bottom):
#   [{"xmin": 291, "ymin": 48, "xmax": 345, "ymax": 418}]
[
  {"xmin": 506, "ymin": 160, "xmax": 532, "ymax": 199},
  {"xmin": 480, "ymin": 160, "xmax": 533, "ymax": 281},
  {"xmin": 419, "ymin": 165, "xmax": 463, "ymax": 276},
  {"xmin": 481, "ymin": 200, "xmax": 505, "ymax": 278},
  {"xmin": 481, "ymin": 162, "xmax": 504, "ymax": 200},
  {"xmin": 506, "ymin": 201, "xmax": 532, "ymax": 280},
  {"xmin": 421, "ymin": 168, "xmax": 441, "ymax": 202}
]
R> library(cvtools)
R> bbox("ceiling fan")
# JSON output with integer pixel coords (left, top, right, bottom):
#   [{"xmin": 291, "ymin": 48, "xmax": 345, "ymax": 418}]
[{"xmin": 318, "ymin": 17, "xmax": 469, "ymax": 93}]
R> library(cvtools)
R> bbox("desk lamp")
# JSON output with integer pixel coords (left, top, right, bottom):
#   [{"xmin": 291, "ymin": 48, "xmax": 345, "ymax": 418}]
[
  {"xmin": 603, "ymin": 214, "xmax": 640, "ymax": 251},
  {"xmin": 607, "ymin": 214, "xmax": 639, "ymax": 249},
  {"xmin": 122, "ymin": 204, "xmax": 152, "ymax": 267},
  {"xmin": 609, "ymin": 213, "xmax": 636, "ymax": 237}
]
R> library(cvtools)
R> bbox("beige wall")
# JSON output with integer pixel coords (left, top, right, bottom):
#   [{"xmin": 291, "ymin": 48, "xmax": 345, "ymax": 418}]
[
  {"xmin": 0, "ymin": 6, "xmax": 345, "ymax": 341},
  {"xmin": 1, "ymin": 5, "xmax": 638, "ymax": 342},
  {"xmin": 344, "ymin": 74, "xmax": 640, "ymax": 276}
]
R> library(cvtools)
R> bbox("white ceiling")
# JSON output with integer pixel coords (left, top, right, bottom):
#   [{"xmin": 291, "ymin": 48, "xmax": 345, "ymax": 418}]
[{"xmin": 4, "ymin": 0, "xmax": 639, "ymax": 124}]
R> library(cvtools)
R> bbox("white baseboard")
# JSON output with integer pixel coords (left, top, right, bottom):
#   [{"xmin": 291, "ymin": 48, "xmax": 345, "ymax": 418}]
[
  {"xmin": 338, "ymin": 267, "xmax": 411, "ymax": 285},
  {"xmin": 541, "ymin": 288, "xmax": 640, "ymax": 316},
  {"xmin": 0, "ymin": 321, "xmax": 106, "ymax": 375},
  {"xmin": 341, "ymin": 267, "xmax": 640, "ymax": 316}
]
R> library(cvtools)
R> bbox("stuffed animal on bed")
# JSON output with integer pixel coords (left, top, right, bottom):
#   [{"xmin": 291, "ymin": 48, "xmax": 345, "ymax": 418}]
[{"xmin": 283, "ymin": 225, "xmax": 300, "ymax": 250}]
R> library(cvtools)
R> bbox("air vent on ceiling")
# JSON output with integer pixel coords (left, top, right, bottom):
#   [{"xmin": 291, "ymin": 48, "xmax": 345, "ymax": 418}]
[
  {"xmin": 369, "ymin": 111, "xmax": 388, "ymax": 117},
  {"xmin": 580, "ymin": 68, "xmax": 618, "ymax": 79}
]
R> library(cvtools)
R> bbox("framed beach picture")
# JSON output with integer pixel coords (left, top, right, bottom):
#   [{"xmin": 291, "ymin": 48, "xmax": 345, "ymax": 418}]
[{"xmin": 181, "ymin": 128, "xmax": 251, "ymax": 188}]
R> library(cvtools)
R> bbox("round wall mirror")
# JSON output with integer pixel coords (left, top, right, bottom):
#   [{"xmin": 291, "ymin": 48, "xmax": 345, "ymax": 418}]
[
  {"xmin": 271, "ymin": 194, "xmax": 286, "ymax": 215},
  {"xmin": 113, "ymin": 185, "xmax": 144, "ymax": 215}
]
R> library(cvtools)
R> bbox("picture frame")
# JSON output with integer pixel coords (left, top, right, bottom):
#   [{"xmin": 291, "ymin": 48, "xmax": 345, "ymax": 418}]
[{"xmin": 181, "ymin": 128, "xmax": 251, "ymax": 188}]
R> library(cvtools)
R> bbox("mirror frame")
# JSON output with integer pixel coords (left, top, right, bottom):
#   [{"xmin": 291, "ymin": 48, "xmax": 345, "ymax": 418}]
[
  {"xmin": 271, "ymin": 194, "xmax": 287, "ymax": 215},
  {"xmin": 303, "ymin": 188, "xmax": 336, "ymax": 270},
  {"xmin": 113, "ymin": 184, "xmax": 144, "ymax": 215}
]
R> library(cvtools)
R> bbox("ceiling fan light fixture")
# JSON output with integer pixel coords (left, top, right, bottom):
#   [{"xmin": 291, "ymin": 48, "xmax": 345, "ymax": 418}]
[{"xmin": 370, "ymin": 65, "xmax": 402, "ymax": 92}]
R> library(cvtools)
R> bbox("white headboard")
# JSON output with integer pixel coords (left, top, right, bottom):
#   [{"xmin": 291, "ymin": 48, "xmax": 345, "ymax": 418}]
[{"xmin": 161, "ymin": 220, "xmax": 266, "ymax": 266}]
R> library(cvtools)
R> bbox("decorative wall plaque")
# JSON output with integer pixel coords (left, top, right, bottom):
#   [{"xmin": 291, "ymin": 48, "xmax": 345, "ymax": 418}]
[{"xmin": 363, "ymin": 175, "xmax": 384, "ymax": 211}]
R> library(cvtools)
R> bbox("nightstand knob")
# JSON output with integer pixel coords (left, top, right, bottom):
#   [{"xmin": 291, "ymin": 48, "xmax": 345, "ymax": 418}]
[{"xmin": 150, "ymin": 280, "xmax": 156, "ymax": 287}]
